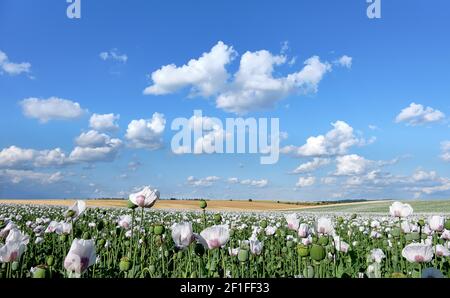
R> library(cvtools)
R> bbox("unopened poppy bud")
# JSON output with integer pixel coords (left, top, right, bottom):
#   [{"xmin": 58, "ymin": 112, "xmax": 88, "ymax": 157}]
[
  {"xmin": 148, "ymin": 226, "xmax": 154, "ymax": 234},
  {"xmin": 119, "ymin": 257, "xmax": 131, "ymax": 272},
  {"xmin": 337, "ymin": 217, "xmax": 344, "ymax": 224},
  {"xmin": 310, "ymin": 244, "xmax": 326, "ymax": 261},
  {"xmin": 59, "ymin": 234, "xmax": 67, "ymax": 242},
  {"xmin": 351, "ymin": 214, "xmax": 357, "ymax": 220},
  {"xmin": 190, "ymin": 271, "xmax": 197, "ymax": 278},
  {"xmin": 154, "ymin": 225, "xmax": 165, "ymax": 235},
  {"xmin": 238, "ymin": 249, "xmax": 249, "ymax": 262},
  {"xmin": 199, "ymin": 200, "xmax": 207, "ymax": 209},
  {"xmin": 46, "ymin": 256, "xmax": 54, "ymax": 267},
  {"xmin": 32, "ymin": 266, "xmax": 47, "ymax": 278},
  {"xmin": 164, "ymin": 250, "xmax": 169, "ymax": 258},
  {"xmin": 149, "ymin": 265, "xmax": 156, "ymax": 274}
]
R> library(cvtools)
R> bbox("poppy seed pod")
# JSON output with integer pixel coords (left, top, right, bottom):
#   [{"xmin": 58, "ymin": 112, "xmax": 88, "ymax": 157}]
[
  {"xmin": 59, "ymin": 234, "xmax": 67, "ymax": 242},
  {"xmin": 310, "ymin": 245, "xmax": 326, "ymax": 261},
  {"xmin": 337, "ymin": 217, "xmax": 344, "ymax": 224},
  {"xmin": 127, "ymin": 200, "xmax": 138, "ymax": 209},
  {"xmin": 97, "ymin": 239, "xmax": 105, "ymax": 248},
  {"xmin": 46, "ymin": 255, "xmax": 54, "ymax": 267},
  {"xmin": 199, "ymin": 200, "xmax": 207, "ymax": 209},
  {"xmin": 297, "ymin": 244, "xmax": 309, "ymax": 257},
  {"xmin": 32, "ymin": 266, "xmax": 47, "ymax": 278},
  {"xmin": 238, "ymin": 249, "xmax": 249, "ymax": 262},
  {"xmin": 390, "ymin": 272, "xmax": 406, "ymax": 278},
  {"xmin": 260, "ymin": 220, "xmax": 267, "ymax": 229},
  {"xmin": 318, "ymin": 236, "xmax": 329, "ymax": 246},
  {"xmin": 154, "ymin": 225, "xmax": 165, "ymax": 235},
  {"xmin": 213, "ymin": 214, "xmax": 222, "ymax": 223},
  {"xmin": 119, "ymin": 257, "xmax": 130, "ymax": 272},
  {"xmin": 65, "ymin": 210, "xmax": 76, "ymax": 218},
  {"xmin": 418, "ymin": 219, "xmax": 425, "ymax": 227}
]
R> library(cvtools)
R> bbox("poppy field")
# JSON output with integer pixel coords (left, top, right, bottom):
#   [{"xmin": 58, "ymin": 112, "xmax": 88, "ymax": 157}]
[{"xmin": 1, "ymin": 187, "xmax": 450, "ymax": 278}]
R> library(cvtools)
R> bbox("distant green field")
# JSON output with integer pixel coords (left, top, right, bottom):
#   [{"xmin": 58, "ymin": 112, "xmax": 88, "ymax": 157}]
[{"xmin": 294, "ymin": 200, "xmax": 450, "ymax": 213}]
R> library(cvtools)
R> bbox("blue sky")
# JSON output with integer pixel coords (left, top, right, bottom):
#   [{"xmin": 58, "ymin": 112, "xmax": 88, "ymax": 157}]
[{"xmin": 0, "ymin": 0, "xmax": 449, "ymax": 200}]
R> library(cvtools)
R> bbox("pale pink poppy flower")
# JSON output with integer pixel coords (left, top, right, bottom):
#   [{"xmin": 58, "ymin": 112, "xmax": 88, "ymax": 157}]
[
  {"xmin": 198, "ymin": 225, "xmax": 230, "ymax": 249},
  {"xmin": 284, "ymin": 213, "xmax": 299, "ymax": 231},
  {"xmin": 171, "ymin": 222, "xmax": 194, "ymax": 249},
  {"xmin": 64, "ymin": 239, "xmax": 96, "ymax": 277},
  {"xmin": 428, "ymin": 216, "xmax": 445, "ymax": 232},
  {"xmin": 129, "ymin": 186, "xmax": 159, "ymax": 208},
  {"xmin": 389, "ymin": 201, "xmax": 413, "ymax": 218},
  {"xmin": 401, "ymin": 243, "xmax": 433, "ymax": 263}
]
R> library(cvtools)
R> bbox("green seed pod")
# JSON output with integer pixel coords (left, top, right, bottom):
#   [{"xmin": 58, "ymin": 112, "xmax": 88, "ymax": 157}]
[
  {"xmin": 417, "ymin": 219, "xmax": 425, "ymax": 227},
  {"xmin": 297, "ymin": 244, "xmax": 309, "ymax": 257},
  {"xmin": 310, "ymin": 244, "xmax": 326, "ymax": 261},
  {"xmin": 312, "ymin": 235, "xmax": 318, "ymax": 243},
  {"xmin": 337, "ymin": 217, "xmax": 344, "ymax": 224},
  {"xmin": 82, "ymin": 232, "xmax": 90, "ymax": 240},
  {"xmin": 351, "ymin": 214, "xmax": 357, "ymax": 220},
  {"xmin": 199, "ymin": 200, "xmax": 207, "ymax": 209},
  {"xmin": 444, "ymin": 219, "xmax": 450, "ymax": 230},
  {"xmin": 177, "ymin": 251, "xmax": 183, "ymax": 259},
  {"xmin": 148, "ymin": 226, "xmax": 154, "ymax": 234},
  {"xmin": 11, "ymin": 261, "xmax": 19, "ymax": 271},
  {"xmin": 238, "ymin": 249, "xmax": 249, "ymax": 262},
  {"xmin": 286, "ymin": 240, "xmax": 293, "ymax": 248},
  {"xmin": 32, "ymin": 266, "xmax": 47, "ymax": 278},
  {"xmin": 260, "ymin": 220, "xmax": 268, "ymax": 229},
  {"xmin": 66, "ymin": 210, "xmax": 76, "ymax": 218},
  {"xmin": 154, "ymin": 225, "xmax": 165, "ymax": 235},
  {"xmin": 127, "ymin": 200, "xmax": 138, "ymax": 209},
  {"xmin": 46, "ymin": 255, "xmax": 54, "ymax": 267},
  {"xmin": 59, "ymin": 234, "xmax": 67, "ymax": 242},
  {"xmin": 213, "ymin": 214, "xmax": 222, "ymax": 224},
  {"xmin": 194, "ymin": 243, "xmax": 205, "ymax": 256},
  {"xmin": 318, "ymin": 236, "xmax": 329, "ymax": 246},
  {"xmin": 149, "ymin": 265, "xmax": 156, "ymax": 274},
  {"xmin": 119, "ymin": 257, "xmax": 131, "ymax": 272}
]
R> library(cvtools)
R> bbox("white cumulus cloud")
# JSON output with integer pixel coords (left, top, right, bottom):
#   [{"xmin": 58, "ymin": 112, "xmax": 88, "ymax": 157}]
[
  {"xmin": 125, "ymin": 113, "xmax": 166, "ymax": 149},
  {"xmin": 296, "ymin": 176, "xmax": 316, "ymax": 188},
  {"xmin": 395, "ymin": 102, "xmax": 445, "ymax": 126},
  {"xmin": 89, "ymin": 113, "xmax": 120, "ymax": 131},
  {"xmin": 0, "ymin": 50, "xmax": 31, "ymax": 76},
  {"xmin": 291, "ymin": 158, "xmax": 330, "ymax": 174},
  {"xmin": 99, "ymin": 49, "xmax": 128, "ymax": 63},
  {"xmin": 20, "ymin": 97, "xmax": 85, "ymax": 123}
]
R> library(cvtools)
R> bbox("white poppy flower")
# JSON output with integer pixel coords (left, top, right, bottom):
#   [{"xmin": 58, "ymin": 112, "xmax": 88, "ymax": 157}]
[
  {"xmin": 64, "ymin": 239, "xmax": 96, "ymax": 277},
  {"xmin": 198, "ymin": 225, "xmax": 230, "ymax": 249},
  {"xmin": 171, "ymin": 222, "xmax": 194, "ymax": 249},
  {"xmin": 129, "ymin": 186, "xmax": 159, "ymax": 208},
  {"xmin": 389, "ymin": 201, "xmax": 413, "ymax": 218},
  {"xmin": 402, "ymin": 243, "xmax": 433, "ymax": 263}
]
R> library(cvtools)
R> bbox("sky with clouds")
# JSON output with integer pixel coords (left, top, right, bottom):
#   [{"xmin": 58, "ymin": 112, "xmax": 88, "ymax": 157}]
[{"xmin": 0, "ymin": 0, "xmax": 449, "ymax": 200}]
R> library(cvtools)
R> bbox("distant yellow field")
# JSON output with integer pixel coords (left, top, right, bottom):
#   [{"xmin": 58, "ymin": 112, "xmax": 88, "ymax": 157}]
[{"xmin": 0, "ymin": 199, "xmax": 386, "ymax": 212}]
